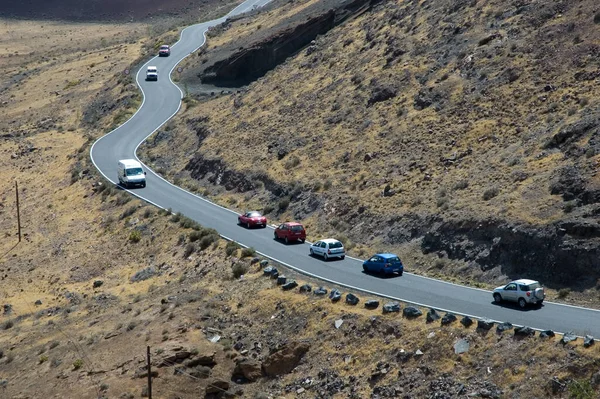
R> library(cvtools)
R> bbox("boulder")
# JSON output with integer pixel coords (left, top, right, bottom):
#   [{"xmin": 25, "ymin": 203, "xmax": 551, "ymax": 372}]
[
  {"xmin": 426, "ymin": 309, "xmax": 440, "ymax": 323},
  {"xmin": 496, "ymin": 322, "xmax": 513, "ymax": 333},
  {"xmin": 454, "ymin": 339, "xmax": 470, "ymax": 354},
  {"xmin": 93, "ymin": 280, "xmax": 103, "ymax": 288},
  {"xmin": 346, "ymin": 293, "xmax": 359, "ymax": 306},
  {"xmin": 299, "ymin": 284, "xmax": 312, "ymax": 293},
  {"xmin": 403, "ymin": 306, "xmax": 423, "ymax": 319},
  {"xmin": 540, "ymin": 330, "xmax": 555, "ymax": 339},
  {"xmin": 250, "ymin": 257, "xmax": 260, "ymax": 265},
  {"xmin": 441, "ymin": 313, "xmax": 457, "ymax": 326},
  {"xmin": 262, "ymin": 342, "xmax": 310, "ymax": 376},
  {"xmin": 185, "ymin": 352, "xmax": 217, "ymax": 367},
  {"xmin": 514, "ymin": 326, "xmax": 535, "ymax": 337},
  {"xmin": 314, "ymin": 287, "xmax": 328, "ymax": 296},
  {"xmin": 276, "ymin": 275, "xmax": 287, "ymax": 285},
  {"xmin": 476, "ymin": 319, "xmax": 494, "ymax": 331},
  {"xmin": 282, "ymin": 281, "xmax": 298, "ymax": 291},
  {"xmin": 232, "ymin": 359, "xmax": 263, "ymax": 382},
  {"xmin": 270, "ymin": 270, "xmax": 279, "ymax": 279},
  {"xmin": 584, "ymin": 335, "xmax": 595, "ymax": 348},
  {"xmin": 205, "ymin": 378, "xmax": 230, "ymax": 394},
  {"xmin": 560, "ymin": 332, "xmax": 577, "ymax": 345},
  {"xmin": 156, "ymin": 344, "xmax": 194, "ymax": 367},
  {"xmin": 329, "ymin": 289, "xmax": 342, "ymax": 302},
  {"xmin": 263, "ymin": 266, "xmax": 274, "ymax": 276},
  {"xmin": 364, "ymin": 300, "xmax": 379, "ymax": 310},
  {"xmin": 460, "ymin": 316, "xmax": 474, "ymax": 328},
  {"xmin": 131, "ymin": 266, "xmax": 156, "ymax": 282},
  {"xmin": 259, "ymin": 260, "xmax": 269, "ymax": 267},
  {"xmin": 382, "ymin": 302, "xmax": 400, "ymax": 314}
]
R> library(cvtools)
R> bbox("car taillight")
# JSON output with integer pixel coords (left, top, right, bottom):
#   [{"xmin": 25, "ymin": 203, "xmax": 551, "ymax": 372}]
[
  {"xmin": 328, "ymin": 250, "xmax": 331, "ymax": 254},
  {"xmin": 526, "ymin": 291, "xmax": 531, "ymax": 297}
]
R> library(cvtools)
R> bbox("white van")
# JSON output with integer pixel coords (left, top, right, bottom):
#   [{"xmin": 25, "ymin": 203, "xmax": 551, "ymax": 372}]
[
  {"xmin": 146, "ymin": 66, "xmax": 158, "ymax": 81},
  {"xmin": 117, "ymin": 159, "xmax": 146, "ymax": 188}
]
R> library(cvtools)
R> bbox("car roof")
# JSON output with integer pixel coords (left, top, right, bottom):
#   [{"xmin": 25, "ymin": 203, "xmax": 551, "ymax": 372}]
[
  {"xmin": 148, "ymin": 66, "xmax": 157, "ymax": 69},
  {"xmin": 283, "ymin": 222, "xmax": 303, "ymax": 226},
  {"xmin": 320, "ymin": 238, "xmax": 341, "ymax": 244},
  {"xmin": 512, "ymin": 279, "xmax": 539, "ymax": 285},
  {"xmin": 374, "ymin": 253, "xmax": 399, "ymax": 259},
  {"xmin": 119, "ymin": 159, "xmax": 141, "ymax": 167},
  {"xmin": 160, "ymin": 45, "xmax": 169, "ymax": 48}
]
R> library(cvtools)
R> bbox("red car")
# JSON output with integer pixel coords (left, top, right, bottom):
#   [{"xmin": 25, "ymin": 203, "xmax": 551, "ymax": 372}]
[
  {"xmin": 274, "ymin": 222, "xmax": 306, "ymax": 243},
  {"xmin": 158, "ymin": 45, "xmax": 170, "ymax": 57},
  {"xmin": 238, "ymin": 211, "xmax": 267, "ymax": 228}
]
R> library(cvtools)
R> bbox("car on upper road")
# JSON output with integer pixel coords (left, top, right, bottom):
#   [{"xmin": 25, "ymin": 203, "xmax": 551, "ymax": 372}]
[
  {"xmin": 492, "ymin": 279, "xmax": 545, "ymax": 308},
  {"xmin": 158, "ymin": 45, "xmax": 171, "ymax": 57},
  {"xmin": 146, "ymin": 66, "xmax": 158, "ymax": 81},
  {"xmin": 238, "ymin": 211, "xmax": 267, "ymax": 228},
  {"xmin": 363, "ymin": 253, "xmax": 404, "ymax": 275},
  {"xmin": 274, "ymin": 222, "xmax": 306, "ymax": 244},
  {"xmin": 309, "ymin": 238, "xmax": 345, "ymax": 260}
]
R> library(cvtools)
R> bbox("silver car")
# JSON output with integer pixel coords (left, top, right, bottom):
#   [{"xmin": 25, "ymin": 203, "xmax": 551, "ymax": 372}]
[
  {"xmin": 493, "ymin": 279, "xmax": 545, "ymax": 308},
  {"xmin": 309, "ymin": 238, "xmax": 345, "ymax": 260}
]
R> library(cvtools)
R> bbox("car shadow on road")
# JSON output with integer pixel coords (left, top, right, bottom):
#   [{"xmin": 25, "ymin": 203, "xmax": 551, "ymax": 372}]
[
  {"xmin": 361, "ymin": 271, "xmax": 402, "ymax": 279},
  {"xmin": 308, "ymin": 253, "xmax": 344, "ymax": 261},
  {"xmin": 491, "ymin": 301, "xmax": 544, "ymax": 311},
  {"xmin": 272, "ymin": 238, "xmax": 305, "ymax": 245}
]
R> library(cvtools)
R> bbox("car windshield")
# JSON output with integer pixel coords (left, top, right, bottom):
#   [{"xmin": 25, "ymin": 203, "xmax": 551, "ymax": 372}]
[
  {"xmin": 248, "ymin": 211, "xmax": 262, "ymax": 217},
  {"xmin": 126, "ymin": 168, "xmax": 143, "ymax": 176},
  {"xmin": 290, "ymin": 225, "xmax": 304, "ymax": 231},
  {"xmin": 329, "ymin": 241, "xmax": 343, "ymax": 249},
  {"xmin": 385, "ymin": 256, "xmax": 401, "ymax": 263},
  {"xmin": 160, "ymin": 46, "xmax": 169, "ymax": 49}
]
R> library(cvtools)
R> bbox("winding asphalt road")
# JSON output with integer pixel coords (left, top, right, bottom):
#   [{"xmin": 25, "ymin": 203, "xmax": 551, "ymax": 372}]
[{"xmin": 91, "ymin": 0, "xmax": 600, "ymax": 338}]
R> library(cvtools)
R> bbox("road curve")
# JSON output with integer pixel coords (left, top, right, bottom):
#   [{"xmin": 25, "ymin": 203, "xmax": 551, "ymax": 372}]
[{"xmin": 91, "ymin": 0, "xmax": 600, "ymax": 337}]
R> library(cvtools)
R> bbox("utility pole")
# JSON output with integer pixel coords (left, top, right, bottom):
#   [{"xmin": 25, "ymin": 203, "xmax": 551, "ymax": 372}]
[
  {"xmin": 15, "ymin": 181, "xmax": 21, "ymax": 242},
  {"xmin": 147, "ymin": 346, "xmax": 152, "ymax": 399}
]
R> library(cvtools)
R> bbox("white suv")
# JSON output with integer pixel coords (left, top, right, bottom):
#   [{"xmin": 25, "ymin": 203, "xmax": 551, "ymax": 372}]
[
  {"xmin": 146, "ymin": 66, "xmax": 158, "ymax": 81},
  {"xmin": 493, "ymin": 279, "xmax": 545, "ymax": 308},
  {"xmin": 309, "ymin": 238, "xmax": 345, "ymax": 260}
]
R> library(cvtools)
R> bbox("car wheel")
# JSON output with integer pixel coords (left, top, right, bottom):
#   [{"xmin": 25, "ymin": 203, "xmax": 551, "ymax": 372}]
[
  {"xmin": 323, "ymin": 253, "xmax": 328, "ymax": 261},
  {"xmin": 341, "ymin": 255, "xmax": 345, "ymax": 260},
  {"xmin": 247, "ymin": 222, "xmax": 251, "ymax": 229},
  {"xmin": 493, "ymin": 293, "xmax": 502, "ymax": 303},
  {"xmin": 141, "ymin": 183, "xmax": 146, "ymax": 188},
  {"xmin": 274, "ymin": 232, "xmax": 278, "ymax": 240},
  {"xmin": 301, "ymin": 239, "xmax": 305, "ymax": 243},
  {"xmin": 398, "ymin": 272, "xmax": 403, "ymax": 276},
  {"xmin": 363, "ymin": 265, "xmax": 368, "ymax": 272},
  {"xmin": 309, "ymin": 248, "xmax": 314, "ymax": 256},
  {"xmin": 518, "ymin": 298, "xmax": 527, "ymax": 309},
  {"xmin": 285, "ymin": 237, "xmax": 289, "ymax": 244}
]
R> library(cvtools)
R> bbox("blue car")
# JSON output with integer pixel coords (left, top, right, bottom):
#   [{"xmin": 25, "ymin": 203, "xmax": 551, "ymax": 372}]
[{"xmin": 363, "ymin": 253, "xmax": 404, "ymax": 275}]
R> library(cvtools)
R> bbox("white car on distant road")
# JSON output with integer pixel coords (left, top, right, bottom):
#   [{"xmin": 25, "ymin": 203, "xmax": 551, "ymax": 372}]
[
  {"xmin": 309, "ymin": 238, "xmax": 345, "ymax": 260},
  {"xmin": 146, "ymin": 66, "xmax": 158, "ymax": 81},
  {"xmin": 493, "ymin": 279, "xmax": 545, "ymax": 308}
]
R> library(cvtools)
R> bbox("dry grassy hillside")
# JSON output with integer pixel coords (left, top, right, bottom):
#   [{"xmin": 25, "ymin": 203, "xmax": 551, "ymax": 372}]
[{"xmin": 146, "ymin": 0, "xmax": 600, "ymax": 293}]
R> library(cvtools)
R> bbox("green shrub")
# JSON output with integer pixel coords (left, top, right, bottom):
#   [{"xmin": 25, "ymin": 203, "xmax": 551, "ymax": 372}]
[
  {"xmin": 183, "ymin": 243, "xmax": 196, "ymax": 258},
  {"xmin": 568, "ymin": 379, "xmax": 594, "ymax": 399},
  {"xmin": 39, "ymin": 355, "xmax": 49, "ymax": 364},
  {"xmin": 278, "ymin": 197, "xmax": 290, "ymax": 212},
  {"xmin": 558, "ymin": 288, "xmax": 571, "ymax": 299},
  {"xmin": 232, "ymin": 263, "xmax": 249, "ymax": 279},
  {"xmin": 453, "ymin": 180, "xmax": 469, "ymax": 191},
  {"xmin": 240, "ymin": 247, "xmax": 256, "ymax": 258},
  {"xmin": 170, "ymin": 212, "xmax": 183, "ymax": 223},
  {"xmin": 129, "ymin": 230, "xmax": 142, "ymax": 243},
  {"xmin": 225, "ymin": 241, "xmax": 240, "ymax": 256},
  {"xmin": 482, "ymin": 187, "xmax": 499, "ymax": 201},
  {"xmin": 263, "ymin": 204, "xmax": 274, "ymax": 215},
  {"xmin": 73, "ymin": 359, "xmax": 83, "ymax": 370},
  {"xmin": 199, "ymin": 234, "xmax": 219, "ymax": 250},
  {"xmin": 323, "ymin": 179, "xmax": 332, "ymax": 190}
]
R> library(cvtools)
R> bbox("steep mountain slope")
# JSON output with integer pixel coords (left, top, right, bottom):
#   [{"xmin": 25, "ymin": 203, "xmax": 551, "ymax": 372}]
[{"xmin": 146, "ymin": 0, "xmax": 600, "ymax": 291}]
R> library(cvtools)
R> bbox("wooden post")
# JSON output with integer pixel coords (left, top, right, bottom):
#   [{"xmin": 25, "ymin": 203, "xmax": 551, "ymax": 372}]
[
  {"xmin": 15, "ymin": 181, "xmax": 21, "ymax": 242},
  {"xmin": 147, "ymin": 346, "xmax": 152, "ymax": 399}
]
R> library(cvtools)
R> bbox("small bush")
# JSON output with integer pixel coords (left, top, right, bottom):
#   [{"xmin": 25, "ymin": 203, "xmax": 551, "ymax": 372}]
[
  {"xmin": 199, "ymin": 234, "xmax": 218, "ymax": 250},
  {"xmin": 312, "ymin": 181, "xmax": 322, "ymax": 191},
  {"xmin": 49, "ymin": 341, "xmax": 60, "ymax": 350},
  {"xmin": 120, "ymin": 205, "xmax": 137, "ymax": 220},
  {"xmin": 225, "ymin": 241, "xmax": 240, "ymax": 256},
  {"xmin": 453, "ymin": 180, "xmax": 469, "ymax": 191},
  {"xmin": 126, "ymin": 321, "xmax": 137, "ymax": 331},
  {"xmin": 557, "ymin": 288, "xmax": 571, "ymax": 299},
  {"xmin": 73, "ymin": 359, "xmax": 84, "ymax": 370},
  {"xmin": 39, "ymin": 355, "xmax": 49, "ymax": 364},
  {"xmin": 278, "ymin": 197, "xmax": 290, "ymax": 212},
  {"xmin": 482, "ymin": 187, "xmax": 499, "ymax": 201},
  {"xmin": 183, "ymin": 243, "xmax": 196, "ymax": 258},
  {"xmin": 563, "ymin": 201, "xmax": 576, "ymax": 213},
  {"xmin": 115, "ymin": 192, "xmax": 132, "ymax": 206},
  {"xmin": 240, "ymin": 247, "xmax": 256, "ymax": 258},
  {"xmin": 568, "ymin": 379, "xmax": 594, "ymax": 399},
  {"xmin": 263, "ymin": 204, "xmax": 274, "ymax": 215},
  {"xmin": 129, "ymin": 230, "xmax": 142, "ymax": 243},
  {"xmin": 284, "ymin": 155, "xmax": 301, "ymax": 169},
  {"xmin": 170, "ymin": 212, "xmax": 183, "ymax": 223},
  {"xmin": 142, "ymin": 208, "xmax": 153, "ymax": 218},
  {"xmin": 232, "ymin": 263, "xmax": 249, "ymax": 279},
  {"xmin": 323, "ymin": 179, "xmax": 333, "ymax": 190}
]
